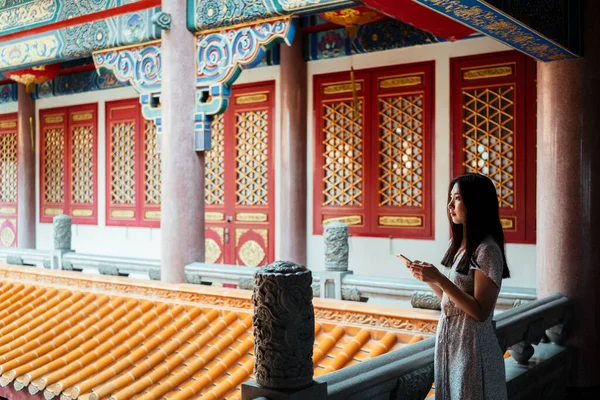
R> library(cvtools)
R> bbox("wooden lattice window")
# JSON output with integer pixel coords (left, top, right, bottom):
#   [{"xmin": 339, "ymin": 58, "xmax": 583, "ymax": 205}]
[
  {"xmin": 0, "ymin": 113, "xmax": 18, "ymax": 247},
  {"xmin": 451, "ymin": 51, "xmax": 536, "ymax": 244},
  {"xmin": 313, "ymin": 62, "xmax": 434, "ymax": 239},
  {"xmin": 105, "ymin": 99, "xmax": 160, "ymax": 227},
  {"xmin": 40, "ymin": 105, "xmax": 98, "ymax": 224}
]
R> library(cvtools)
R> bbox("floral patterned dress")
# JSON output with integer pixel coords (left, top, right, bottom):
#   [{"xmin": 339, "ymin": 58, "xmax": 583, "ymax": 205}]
[{"xmin": 434, "ymin": 237, "xmax": 508, "ymax": 400}]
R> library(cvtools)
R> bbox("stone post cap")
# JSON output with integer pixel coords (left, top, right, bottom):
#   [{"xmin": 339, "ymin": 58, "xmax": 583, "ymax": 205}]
[
  {"xmin": 255, "ymin": 260, "xmax": 308, "ymax": 277},
  {"xmin": 324, "ymin": 221, "xmax": 348, "ymax": 231},
  {"xmin": 53, "ymin": 214, "xmax": 72, "ymax": 222}
]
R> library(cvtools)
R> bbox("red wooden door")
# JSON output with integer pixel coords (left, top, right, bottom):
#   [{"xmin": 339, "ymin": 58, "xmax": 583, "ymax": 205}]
[
  {"xmin": 0, "ymin": 113, "xmax": 18, "ymax": 248},
  {"xmin": 204, "ymin": 82, "xmax": 275, "ymax": 266}
]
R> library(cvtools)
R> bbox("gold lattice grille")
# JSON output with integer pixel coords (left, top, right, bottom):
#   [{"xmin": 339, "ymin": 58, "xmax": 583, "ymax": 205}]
[
  {"xmin": 0, "ymin": 133, "xmax": 17, "ymax": 203},
  {"xmin": 322, "ymin": 100, "xmax": 363, "ymax": 206},
  {"xmin": 206, "ymin": 114, "xmax": 225, "ymax": 205},
  {"xmin": 462, "ymin": 86, "xmax": 515, "ymax": 208},
  {"xmin": 378, "ymin": 94, "xmax": 424, "ymax": 207},
  {"xmin": 144, "ymin": 119, "xmax": 161, "ymax": 205},
  {"xmin": 235, "ymin": 110, "xmax": 269, "ymax": 206},
  {"xmin": 110, "ymin": 122, "xmax": 136, "ymax": 205},
  {"xmin": 43, "ymin": 128, "xmax": 65, "ymax": 203},
  {"xmin": 71, "ymin": 126, "xmax": 94, "ymax": 204}
]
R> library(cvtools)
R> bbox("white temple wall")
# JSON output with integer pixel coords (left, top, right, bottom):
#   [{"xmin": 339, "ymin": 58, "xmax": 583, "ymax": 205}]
[{"xmin": 305, "ymin": 36, "xmax": 537, "ymax": 289}]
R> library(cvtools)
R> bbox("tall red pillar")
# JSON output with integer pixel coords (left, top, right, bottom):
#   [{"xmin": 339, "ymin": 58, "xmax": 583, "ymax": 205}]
[
  {"xmin": 160, "ymin": 0, "xmax": 205, "ymax": 282},
  {"xmin": 537, "ymin": 0, "xmax": 600, "ymax": 391},
  {"xmin": 17, "ymin": 84, "xmax": 35, "ymax": 248},
  {"xmin": 279, "ymin": 35, "xmax": 307, "ymax": 265}
]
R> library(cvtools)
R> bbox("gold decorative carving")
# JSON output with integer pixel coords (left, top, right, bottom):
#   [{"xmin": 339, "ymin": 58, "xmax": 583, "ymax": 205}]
[
  {"xmin": 238, "ymin": 240, "xmax": 266, "ymax": 267},
  {"xmin": 313, "ymin": 308, "xmax": 437, "ymax": 334},
  {"xmin": 500, "ymin": 218, "xmax": 515, "ymax": 230},
  {"xmin": 236, "ymin": 213, "xmax": 268, "ymax": 222},
  {"xmin": 205, "ymin": 115, "xmax": 225, "ymax": 205},
  {"xmin": 235, "ymin": 93, "xmax": 268, "ymax": 105},
  {"xmin": 44, "ymin": 115, "xmax": 63, "ymax": 124},
  {"xmin": 205, "ymin": 212, "xmax": 224, "ymax": 221},
  {"xmin": 0, "ymin": 121, "xmax": 16, "ymax": 129},
  {"xmin": 463, "ymin": 66, "xmax": 513, "ymax": 80},
  {"xmin": 110, "ymin": 210, "xmax": 135, "ymax": 219},
  {"xmin": 0, "ymin": 132, "xmax": 17, "ymax": 204},
  {"xmin": 322, "ymin": 215, "xmax": 362, "ymax": 226},
  {"xmin": 72, "ymin": 113, "xmax": 93, "ymax": 122},
  {"xmin": 44, "ymin": 208, "xmax": 63, "ymax": 216},
  {"xmin": 0, "ymin": 222, "xmax": 15, "ymax": 247},
  {"xmin": 235, "ymin": 228, "xmax": 248, "ymax": 247},
  {"xmin": 379, "ymin": 75, "xmax": 422, "ymax": 88},
  {"xmin": 378, "ymin": 216, "xmax": 423, "ymax": 227},
  {"xmin": 205, "ymin": 238, "xmax": 222, "ymax": 264},
  {"xmin": 43, "ymin": 128, "xmax": 65, "ymax": 203},
  {"xmin": 323, "ymin": 81, "xmax": 362, "ymax": 95},
  {"xmin": 71, "ymin": 125, "xmax": 94, "ymax": 204},
  {"xmin": 0, "ymin": 36, "xmax": 59, "ymax": 69},
  {"xmin": 72, "ymin": 209, "xmax": 93, "ymax": 217},
  {"xmin": 235, "ymin": 110, "xmax": 269, "ymax": 206},
  {"xmin": 0, "ymin": 207, "xmax": 17, "ymax": 215},
  {"xmin": 144, "ymin": 210, "xmax": 161, "ymax": 220}
]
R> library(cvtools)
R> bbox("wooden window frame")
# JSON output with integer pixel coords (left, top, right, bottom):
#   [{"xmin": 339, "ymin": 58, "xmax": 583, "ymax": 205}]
[
  {"xmin": 105, "ymin": 98, "xmax": 160, "ymax": 228},
  {"xmin": 313, "ymin": 61, "xmax": 435, "ymax": 239},
  {"xmin": 40, "ymin": 104, "xmax": 98, "ymax": 225},
  {"xmin": 0, "ymin": 113, "xmax": 19, "ymax": 247},
  {"xmin": 450, "ymin": 51, "xmax": 536, "ymax": 244}
]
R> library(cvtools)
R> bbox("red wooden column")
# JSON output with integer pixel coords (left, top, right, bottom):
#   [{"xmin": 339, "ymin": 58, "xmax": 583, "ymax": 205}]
[
  {"xmin": 279, "ymin": 34, "xmax": 307, "ymax": 265},
  {"xmin": 160, "ymin": 0, "xmax": 204, "ymax": 282},
  {"xmin": 537, "ymin": 0, "xmax": 600, "ymax": 391},
  {"xmin": 17, "ymin": 83, "xmax": 35, "ymax": 248}
]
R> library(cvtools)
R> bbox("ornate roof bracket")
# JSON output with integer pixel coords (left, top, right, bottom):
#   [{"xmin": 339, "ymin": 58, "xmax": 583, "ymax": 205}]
[
  {"xmin": 93, "ymin": 41, "xmax": 163, "ymax": 136},
  {"xmin": 193, "ymin": 17, "xmax": 296, "ymax": 152},
  {"xmin": 412, "ymin": 0, "xmax": 582, "ymax": 62}
]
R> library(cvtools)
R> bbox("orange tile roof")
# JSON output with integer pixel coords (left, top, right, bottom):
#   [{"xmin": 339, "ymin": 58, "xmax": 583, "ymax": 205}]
[{"xmin": 0, "ymin": 265, "xmax": 440, "ymax": 400}]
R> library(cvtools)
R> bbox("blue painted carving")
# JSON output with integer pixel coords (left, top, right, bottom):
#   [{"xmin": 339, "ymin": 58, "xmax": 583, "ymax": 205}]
[
  {"xmin": 306, "ymin": 19, "xmax": 444, "ymax": 61},
  {"xmin": 187, "ymin": 0, "xmax": 354, "ymax": 32},
  {"xmin": 93, "ymin": 42, "xmax": 161, "ymax": 94},
  {"xmin": 413, "ymin": 0, "xmax": 578, "ymax": 61},
  {"xmin": 151, "ymin": 11, "xmax": 171, "ymax": 30},
  {"xmin": 193, "ymin": 17, "xmax": 296, "ymax": 151},
  {"xmin": 0, "ymin": 7, "xmax": 161, "ymax": 73},
  {"xmin": 0, "ymin": 1, "xmax": 150, "ymax": 38},
  {"xmin": 0, "ymin": 83, "xmax": 17, "ymax": 104},
  {"xmin": 31, "ymin": 69, "xmax": 127, "ymax": 99}
]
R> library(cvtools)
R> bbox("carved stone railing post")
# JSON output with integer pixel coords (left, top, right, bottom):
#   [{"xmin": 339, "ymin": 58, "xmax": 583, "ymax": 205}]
[
  {"xmin": 320, "ymin": 222, "xmax": 354, "ymax": 300},
  {"xmin": 242, "ymin": 261, "xmax": 327, "ymax": 399},
  {"xmin": 50, "ymin": 214, "xmax": 73, "ymax": 270}
]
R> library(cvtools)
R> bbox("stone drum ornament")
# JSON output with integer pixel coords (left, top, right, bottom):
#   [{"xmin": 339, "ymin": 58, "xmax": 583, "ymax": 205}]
[
  {"xmin": 324, "ymin": 221, "xmax": 349, "ymax": 271},
  {"xmin": 252, "ymin": 261, "xmax": 315, "ymax": 389},
  {"xmin": 53, "ymin": 214, "xmax": 72, "ymax": 251}
]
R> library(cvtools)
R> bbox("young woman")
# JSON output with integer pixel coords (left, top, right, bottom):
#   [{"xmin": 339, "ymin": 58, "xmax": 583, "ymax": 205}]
[{"xmin": 405, "ymin": 173, "xmax": 509, "ymax": 400}]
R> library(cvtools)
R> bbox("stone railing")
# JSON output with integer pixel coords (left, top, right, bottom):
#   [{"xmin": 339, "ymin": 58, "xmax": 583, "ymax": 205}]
[
  {"xmin": 244, "ymin": 276, "xmax": 573, "ymax": 400},
  {"xmin": 0, "ymin": 248, "xmax": 49, "ymax": 267},
  {"xmin": 62, "ymin": 253, "xmax": 160, "ymax": 280}
]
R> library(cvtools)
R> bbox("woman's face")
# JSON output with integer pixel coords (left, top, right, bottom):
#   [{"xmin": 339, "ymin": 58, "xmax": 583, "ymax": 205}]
[{"xmin": 448, "ymin": 183, "xmax": 466, "ymax": 225}]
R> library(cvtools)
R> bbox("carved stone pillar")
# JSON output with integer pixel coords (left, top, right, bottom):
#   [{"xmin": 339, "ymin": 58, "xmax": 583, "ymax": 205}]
[
  {"xmin": 279, "ymin": 34, "xmax": 307, "ymax": 265},
  {"xmin": 51, "ymin": 214, "xmax": 72, "ymax": 270},
  {"xmin": 16, "ymin": 83, "xmax": 35, "ymax": 248},
  {"xmin": 320, "ymin": 222, "xmax": 352, "ymax": 300},
  {"xmin": 243, "ymin": 261, "xmax": 326, "ymax": 399},
  {"xmin": 160, "ymin": 0, "xmax": 205, "ymax": 282},
  {"xmin": 537, "ymin": 0, "xmax": 600, "ymax": 390}
]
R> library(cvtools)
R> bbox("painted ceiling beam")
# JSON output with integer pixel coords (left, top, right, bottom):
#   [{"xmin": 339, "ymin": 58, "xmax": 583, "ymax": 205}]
[
  {"xmin": 0, "ymin": 7, "xmax": 161, "ymax": 74},
  {"xmin": 361, "ymin": 0, "xmax": 474, "ymax": 41},
  {"xmin": 412, "ymin": 0, "xmax": 582, "ymax": 61},
  {"xmin": 0, "ymin": 0, "xmax": 159, "ymax": 40},
  {"xmin": 187, "ymin": 0, "xmax": 354, "ymax": 32}
]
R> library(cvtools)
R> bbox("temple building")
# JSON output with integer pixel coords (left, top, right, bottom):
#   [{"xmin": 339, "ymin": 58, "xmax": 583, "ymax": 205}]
[{"xmin": 0, "ymin": 0, "xmax": 598, "ymax": 399}]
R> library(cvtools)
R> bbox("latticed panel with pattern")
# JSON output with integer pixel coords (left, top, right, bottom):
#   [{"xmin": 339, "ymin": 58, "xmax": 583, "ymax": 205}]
[
  {"xmin": 43, "ymin": 128, "xmax": 65, "ymax": 204},
  {"xmin": 71, "ymin": 126, "xmax": 95, "ymax": 204},
  {"xmin": 235, "ymin": 110, "xmax": 269, "ymax": 206},
  {"xmin": 206, "ymin": 114, "xmax": 225, "ymax": 205},
  {"xmin": 0, "ymin": 133, "xmax": 17, "ymax": 203},
  {"xmin": 110, "ymin": 122, "xmax": 136, "ymax": 205},
  {"xmin": 378, "ymin": 94, "xmax": 424, "ymax": 208},
  {"xmin": 322, "ymin": 100, "xmax": 364, "ymax": 207},
  {"xmin": 462, "ymin": 86, "xmax": 515, "ymax": 208},
  {"xmin": 144, "ymin": 119, "xmax": 161, "ymax": 206}
]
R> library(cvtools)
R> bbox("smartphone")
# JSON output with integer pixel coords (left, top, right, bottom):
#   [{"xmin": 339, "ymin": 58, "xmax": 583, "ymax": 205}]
[{"xmin": 395, "ymin": 254, "xmax": 412, "ymax": 264}]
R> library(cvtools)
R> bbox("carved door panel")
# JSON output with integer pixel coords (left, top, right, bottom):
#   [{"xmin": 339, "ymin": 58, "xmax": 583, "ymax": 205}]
[
  {"xmin": 0, "ymin": 114, "xmax": 18, "ymax": 248},
  {"xmin": 204, "ymin": 82, "xmax": 275, "ymax": 266}
]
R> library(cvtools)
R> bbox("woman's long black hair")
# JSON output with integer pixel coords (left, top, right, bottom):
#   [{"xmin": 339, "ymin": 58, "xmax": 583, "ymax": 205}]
[{"xmin": 441, "ymin": 173, "xmax": 510, "ymax": 278}]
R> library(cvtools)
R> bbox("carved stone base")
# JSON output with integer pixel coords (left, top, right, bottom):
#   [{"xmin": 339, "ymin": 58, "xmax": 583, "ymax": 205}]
[
  {"xmin": 411, "ymin": 291, "xmax": 441, "ymax": 311},
  {"xmin": 242, "ymin": 380, "xmax": 327, "ymax": 400}
]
